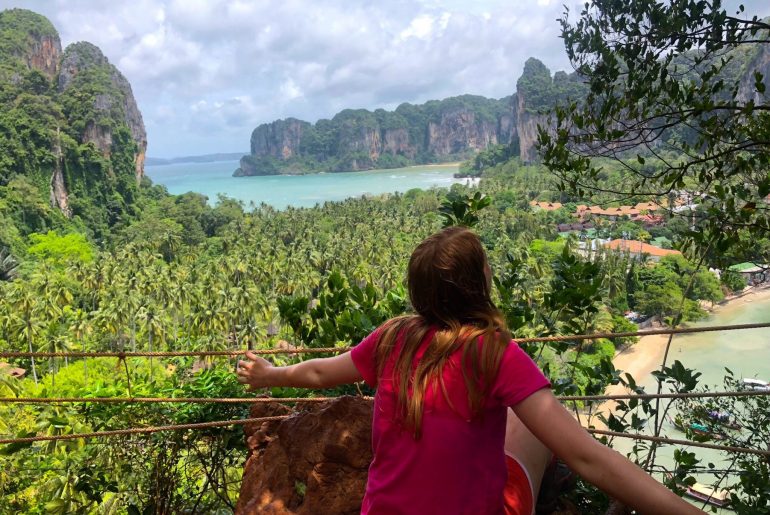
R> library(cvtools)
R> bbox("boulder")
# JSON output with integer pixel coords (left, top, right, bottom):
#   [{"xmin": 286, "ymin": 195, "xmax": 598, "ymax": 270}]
[{"xmin": 235, "ymin": 396, "xmax": 373, "ymax": 515}]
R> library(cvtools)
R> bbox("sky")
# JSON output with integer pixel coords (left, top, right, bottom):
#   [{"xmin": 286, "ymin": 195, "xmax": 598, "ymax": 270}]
[{"xmin": 7, "ymin": 1, "xmax": 770, "ymax": 158}]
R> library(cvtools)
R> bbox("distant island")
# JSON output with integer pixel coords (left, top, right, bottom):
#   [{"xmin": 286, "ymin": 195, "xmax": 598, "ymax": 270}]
[{"xmin": 147, "ymin": 152, "xmax": 248, "ymax": 166}]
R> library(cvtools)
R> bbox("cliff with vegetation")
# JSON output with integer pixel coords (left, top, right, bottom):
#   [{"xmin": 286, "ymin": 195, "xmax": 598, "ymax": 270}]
[
  {"xmin": 234, "ymin": 58, "xmax": 589, "ymax": 176},
  {"xmin": 235, "ymin": 95, "xmax": 517, "ymax": 175},
  {"xmin": 0, "ymin": 8, "xmax": 146, "ymax": 247}
]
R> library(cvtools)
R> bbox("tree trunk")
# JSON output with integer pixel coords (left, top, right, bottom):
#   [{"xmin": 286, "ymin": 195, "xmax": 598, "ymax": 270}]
[{"xmin": 27, "ymin": 335, "xmax": 38, "ymax": 385}]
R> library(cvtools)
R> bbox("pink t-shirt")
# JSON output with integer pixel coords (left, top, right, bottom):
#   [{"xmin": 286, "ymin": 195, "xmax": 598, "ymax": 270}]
[{"xmin": 350, "ymin": 326, "xmax": 551, "ymax": 515}]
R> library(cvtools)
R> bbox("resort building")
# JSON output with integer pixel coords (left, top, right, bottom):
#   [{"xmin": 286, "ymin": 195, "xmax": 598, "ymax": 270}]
[{"xmin": 603, "ymin": 239, "xmax": 682, "ymax": 261}]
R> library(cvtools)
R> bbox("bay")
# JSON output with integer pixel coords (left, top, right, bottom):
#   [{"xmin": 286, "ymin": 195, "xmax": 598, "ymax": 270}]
[
  {"xmin": 614, "ymin": 291, "xmax": 770, "ymax": 509},
  {"xmin": 145, "ymin": 160, "xmax": 468, "ymax": 209}
]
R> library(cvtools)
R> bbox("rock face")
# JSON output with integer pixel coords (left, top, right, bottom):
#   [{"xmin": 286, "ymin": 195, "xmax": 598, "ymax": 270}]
[
  {"xmin": 49, "ymin": 128, "xmax": 71, "ymax": 217},
  {"xmin": 516, "ymin": 92, "xmax": 550, "ymax": 163},
  {"xmin": 427, "ymin": 109, "xmax": 499, "ymax": 155},
  {"xmin": 0, "ymin": 9, "xmax": 61, "ymax": 80},
  {"xmin": 25, "ymin": 33, "xmax": 60, "ymax": 79},
  {"xmin": 737, "ymin": 43, "xmax": 770, "ymax": 105},
  {"xmin": 57, "ymin": 41, "xmax": 147, "ymax": 182},
  {"xmin": 250, "ymin": 118, "xmax": 309, "ymax": 160},
  {"xmin": 0, "ymin": 8, "xmax": 149, "ymax": 228},
  {"xmin": 382, "ymin": 127, "xmax": 413, "ymax": 158},
  {"xmin": 235, "ymin": 396, "xmax": 373, "ymax": 515}
]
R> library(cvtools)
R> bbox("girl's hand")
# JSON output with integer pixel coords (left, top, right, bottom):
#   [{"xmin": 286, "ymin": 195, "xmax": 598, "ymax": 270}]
[
  {"xmin": 235, "ymin": 351, "xmax": 363, "ymax": 390},
  {"xmin": 236, "ymin": 351, "xmax": 274, "ymax": 391}
]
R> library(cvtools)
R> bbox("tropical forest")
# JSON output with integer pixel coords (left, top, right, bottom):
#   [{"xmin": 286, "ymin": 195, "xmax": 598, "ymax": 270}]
[{"xmin": 1, "ymin": 2, "xmax": 770, "ymax": 514}]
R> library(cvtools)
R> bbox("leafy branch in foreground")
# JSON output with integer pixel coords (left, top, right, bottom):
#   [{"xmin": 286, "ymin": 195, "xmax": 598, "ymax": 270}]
[{"xmin": 539, "ymin": 0, "xmax": 770, "ymax": 266}]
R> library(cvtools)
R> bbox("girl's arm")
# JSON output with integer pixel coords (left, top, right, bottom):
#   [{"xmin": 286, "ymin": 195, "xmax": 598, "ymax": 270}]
[
  {"xmin": 513, "ymin": 389, "xmax": 704, "ymax": 515},
  {"xmin": 236, "ymin": 351, "xmax": 363, "ymax": 390}
]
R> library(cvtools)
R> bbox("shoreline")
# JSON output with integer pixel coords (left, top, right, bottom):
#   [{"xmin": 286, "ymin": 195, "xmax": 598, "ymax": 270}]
[
  {"xmin": 593, "ymin": 283, "xmax": 770, "ymax": 423},
  {"xmin": 410, "ymin": 161, "xmax": 462, "ymax": 168}
]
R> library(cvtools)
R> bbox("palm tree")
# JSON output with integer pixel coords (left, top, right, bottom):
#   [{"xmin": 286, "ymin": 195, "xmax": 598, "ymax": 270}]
[
  {"xmin": 138, "ymin": 304, "xmax": 165, "ymax": 381},
  {"xmin": 0, "ymin": 247, "xmax": 19, "ymax": 282},
  {"xmin": 8, "ymin": 286, "xmax": 42, "ymax": 384}
]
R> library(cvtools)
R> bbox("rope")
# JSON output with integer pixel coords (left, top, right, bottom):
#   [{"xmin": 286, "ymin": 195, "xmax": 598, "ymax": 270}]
[
  {"xmin": 1, "ymin": 390, "xmax": 767, "ymax": 404},
  {"xmin": 516, "ymin": 322, "xmax": 770, "ymax": 343},
  {"xmin": 3, "ymin": 414, "xmax": 768, "ymax": 457},
  {"xmin": 0, "ymin": 396, "xmax": 373, "ymax": 404},
  {"xmin": 0, "ymin": 349, "xmax": 339, "ymax": 358},
  {"xmin": 2, "ymin": 321, "xmax": 768, "ymax": 359},
  {"xmin": 558, "ymin": 390, "xmax": 770, "ymax": 402},
  {"xmin": 587, "ymin": 429, "xmax": 770, "ymax": 457},
  {"xmin": 0, "ymin": 416, "xmax": 290, "ymax": 445}
]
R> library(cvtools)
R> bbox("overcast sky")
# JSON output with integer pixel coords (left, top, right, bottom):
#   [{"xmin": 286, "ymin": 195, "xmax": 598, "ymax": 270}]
[{"xmin": 8, "ymin": 1, "xmax": 770, "ymax": 158}]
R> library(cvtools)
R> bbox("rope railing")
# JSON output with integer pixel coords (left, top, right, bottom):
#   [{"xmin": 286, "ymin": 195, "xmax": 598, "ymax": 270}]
[
  {"xmin": 3, "ymin": 322, "xmax": 769, "ymax": 463},
  {"xmin": 586, "ymin": 429, "xmax": 770, "ymax": 458},
  {"xmin": 0, "ymin": 416, "xmax": 290, "ymax": 445},
  {"xmin": 2, "ymin": 321, "xmax": 769, "ymax": 359},
  {"xmin": 1, "ymin": 390, "xmax": 769, "ymax": 404},
  {"xmin": 1, "ymin": 412, "xmax": 768, "ymax": 457},
  {"xmin": 0, "ymin": 396, "xmax": 372, "ymax": 404}
]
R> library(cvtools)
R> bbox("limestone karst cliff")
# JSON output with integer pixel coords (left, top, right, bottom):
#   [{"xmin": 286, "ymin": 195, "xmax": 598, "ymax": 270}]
[
  {"xmin": 0, "ymin": 8, "xmax": 147, "ymax": 236},
  {"xmin": 0, "ymin": 8, "xmax": 61, "ymax": 81},
  {"xmin": 234, "ymin": 95, "xmax": 520, "ymax": 176},
  {"xmin": 234, "ymin": 59, "xmax": 586, "ymax": 176},
  {"xmin": 57, "ymin": 41, "xmax": 147, "ymax": 181}
]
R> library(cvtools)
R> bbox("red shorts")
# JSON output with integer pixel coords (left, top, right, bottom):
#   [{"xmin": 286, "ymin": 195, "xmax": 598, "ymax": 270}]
[{"xmin": 503, "ymin": 454, "xmax": 534, "ymax": 515}]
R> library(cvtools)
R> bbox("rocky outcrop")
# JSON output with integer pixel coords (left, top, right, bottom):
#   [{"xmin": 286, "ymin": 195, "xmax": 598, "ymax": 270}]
[
  {"xmin": 250, "ymin": 118, "xmax": 309, "ymax": 160},
  {"xmin": 0, "ymin": 8, "xmax": 149, "ymax": 226},
  {"xmin": 235, "ymin": 68, "xmax": 566, "ymax": 175},
  {"xmin": 235, "ymin": 396, "xmax": 373, "ymax": 515},
  {"xmin": 516, "ymin": 92, "xmax": 550, "ymax": 163},
  {"xmin": 58, "ymin": 41, "xmax": 147, "ymax": 182},
  {"xmin": 382, "ymin": 127, "xmax": 413, "ymax": 158},
  {"xmin": 737, "ymin": 43, "xmax": 770, "ymax": 105},
  {"xmin": 497, "ymin": 96, "xmax": 518, "ymax": 147},
  {"xmin": 25, "ymin": 34, "xmax": 60, "ymax": 79},
  {"xmin": 49, "ymin": 128, "xmax": 71, "ymax": 218},
  {"xmin": 427, "ymin": 109, "xmax": 499, "ymax": 155},
  {"xmin": 0, "ymin": 9, "xmax": 61, "ymax": 79},
  {"xmin": 338, "ymin": 125, "xmax": 382, "ymax": 164}
]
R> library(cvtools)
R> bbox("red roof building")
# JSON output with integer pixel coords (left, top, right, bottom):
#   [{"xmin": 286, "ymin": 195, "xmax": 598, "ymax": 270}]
[{"xmin": 603, "ymin": 239, "xmax": 681, "ymax": 261}]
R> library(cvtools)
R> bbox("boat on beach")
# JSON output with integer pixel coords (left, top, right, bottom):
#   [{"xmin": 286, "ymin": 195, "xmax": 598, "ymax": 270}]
[
  {"xmin": 670, "ymin": 416, "xmax": 727, "ymax": 440},
  {"xmin": 706, "ymin": 410, "xmax": 742, "ymax": 430},
  {"xmin": 683, "ymin": 482, "xmax": 731, "ymax": 507},
  {"xmin": 740, "ymin": 378, "xmax": 770, "ymax": 391}
]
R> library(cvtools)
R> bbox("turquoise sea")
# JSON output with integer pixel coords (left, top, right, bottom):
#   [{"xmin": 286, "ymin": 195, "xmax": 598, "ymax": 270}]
[{"xmin": 145, "ymin": 160, "xmax": 466, "ymax": 209}]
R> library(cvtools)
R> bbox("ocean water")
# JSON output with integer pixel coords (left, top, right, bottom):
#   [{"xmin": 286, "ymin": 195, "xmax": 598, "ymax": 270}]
[
  {"xmin": 145, "ymin": 160, "xmax": 467, "ymax": 209},
  {"xmin": 615, "ymin": 293, "xmax": 770, "ymax": 507}
]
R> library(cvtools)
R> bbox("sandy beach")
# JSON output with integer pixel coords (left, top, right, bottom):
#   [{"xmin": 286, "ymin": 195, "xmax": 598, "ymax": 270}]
[
  {"xmin": 592, "ymin": 283, "xmax": 770, "ymax": 423},
  {"xmin": 413, "ymin": 161, "xmax": 462, "ymax": 168}
]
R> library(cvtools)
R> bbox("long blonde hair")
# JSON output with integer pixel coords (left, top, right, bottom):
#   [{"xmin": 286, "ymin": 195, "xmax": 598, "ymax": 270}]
[{"xmin": 374, "ymin": 227, "xmax": 511, "ymax": 437}]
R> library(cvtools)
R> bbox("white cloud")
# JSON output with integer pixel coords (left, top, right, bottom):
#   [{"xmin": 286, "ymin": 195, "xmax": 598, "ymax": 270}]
[
  {"xmin": 280, "ymin": 79, "xmax": 303, "ymax": 101},
  {"xmin": 399, "ymin": 14, "xmax": 436, "ymax": 40}
]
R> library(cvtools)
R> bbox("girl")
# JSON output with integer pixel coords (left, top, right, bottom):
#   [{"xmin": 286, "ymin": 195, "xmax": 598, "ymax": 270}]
[{"xmin": 237, "ymin": 227, "xmax": 702, "ymax": 514}]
